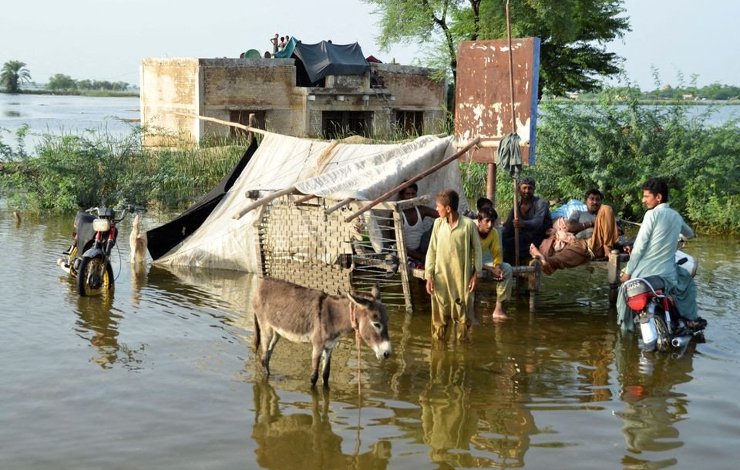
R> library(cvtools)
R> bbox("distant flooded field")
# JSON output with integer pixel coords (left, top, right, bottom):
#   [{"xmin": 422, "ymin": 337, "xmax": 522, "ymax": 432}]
[
  {"xmin": 0, "ymin": 94, "xmax": 140, "ymax": 150},
  {"xmin": 1, "ymin": 208, "xmax": 739, "ymax": 468}
]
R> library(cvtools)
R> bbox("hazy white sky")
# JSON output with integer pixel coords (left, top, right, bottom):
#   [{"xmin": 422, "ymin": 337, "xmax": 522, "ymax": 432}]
[{"xmin": 2, "ymin": 0, "xmax": 737, "ymax": 90}]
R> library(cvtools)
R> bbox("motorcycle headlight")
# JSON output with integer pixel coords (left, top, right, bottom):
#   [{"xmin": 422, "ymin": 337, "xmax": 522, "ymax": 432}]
[{"xmin": 92, "ymin": 218, "xmax": 111, "ymax": 232}]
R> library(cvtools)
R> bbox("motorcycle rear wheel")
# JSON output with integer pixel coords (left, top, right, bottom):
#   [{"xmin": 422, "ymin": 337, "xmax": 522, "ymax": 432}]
[
  {"xmin": 76, "ymin": 257, "xmax": 114, "ymax": 296},
  {"xmin": 654, "ymin": 315, "xmax": 671, "ymax": 352}
]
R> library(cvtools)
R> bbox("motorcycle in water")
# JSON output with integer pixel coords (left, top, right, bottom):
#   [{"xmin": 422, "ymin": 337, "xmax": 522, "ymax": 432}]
[
  {"xmin": 58, "ymin": 205, "xmax": 140, "ymax": 296},
  {"xmin": 623, "ymin": 249, "xmax": 707, "ymax": 352}
]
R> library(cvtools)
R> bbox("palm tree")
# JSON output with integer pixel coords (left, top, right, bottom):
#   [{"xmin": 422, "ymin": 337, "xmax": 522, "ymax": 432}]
[{"xmin": 1, "ymin": 60, "xmax": 32, "ymax": 93}]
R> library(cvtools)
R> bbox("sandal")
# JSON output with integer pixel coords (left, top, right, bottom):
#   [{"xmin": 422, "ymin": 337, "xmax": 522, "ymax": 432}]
[{"xmin": 684, "ymin": 317, "xmax": 708, "ymax": 330}]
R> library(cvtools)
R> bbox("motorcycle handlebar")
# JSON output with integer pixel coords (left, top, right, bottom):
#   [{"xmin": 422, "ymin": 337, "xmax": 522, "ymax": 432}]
[{"xmin": 84, "ymin": 204, "xmax": 147, "ymax": 220}]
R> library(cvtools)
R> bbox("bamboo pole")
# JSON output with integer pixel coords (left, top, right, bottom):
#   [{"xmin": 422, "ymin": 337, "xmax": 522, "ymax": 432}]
[
  {"xmin": 392, "ymin": 207, "xmax": 414, "ymax": 313},
  {"xmin": 456, "ymin": 138, "xmax": 504, "ymax": 148},
  {"xmin": 343, "ymin": 137, "xmax": 481, "ymax": 223},
  {"xmin": 232, "ymin": 186, "xmax": 297, "ymax": 220},
  {"xmin": 174, "ymin": 112, "xmax": 268, "ymax": 135},
  {"xmin": 506, "ymin": 0, "xmax": 521, "ymax": 266},
  {"xmin": 293, "ymin": 194, "xmax": 317, "ymax": 204},
  {"xmin": 325, "ymin": 197, "xmax": 354, "ymax": 215},
  {"xmin": 487, "ymin": 163, "xmax": 497, "ymax": 205}
]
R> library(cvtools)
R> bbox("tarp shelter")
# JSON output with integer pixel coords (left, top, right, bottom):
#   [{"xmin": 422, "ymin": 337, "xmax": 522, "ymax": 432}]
[
  {"xmin": 273, "ymin": 36, "xmax": 298, "ymax": 59},
  {"xmin": 290, "ymin": 40, "xmax": 369, "ymax": 84},
  {"xmin": 148, "ymin": 133, "xmax": 466, "ymax": 273},
  {"xmin": 146, "ymin": 139, "xmax": 259, "ymax": 261}
]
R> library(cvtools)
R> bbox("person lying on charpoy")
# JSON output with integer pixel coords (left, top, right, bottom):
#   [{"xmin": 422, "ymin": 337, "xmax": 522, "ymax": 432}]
[{"xmin": 529, "ymin": 188, "xmax": 619, "ymax": 275}]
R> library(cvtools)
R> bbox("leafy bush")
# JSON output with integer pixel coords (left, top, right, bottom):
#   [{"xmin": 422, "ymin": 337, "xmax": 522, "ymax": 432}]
[
  {"xmin": 463, "ymin": 87, "xmax": 738, "ymax": 233},
  {"xmin": 0, "ymin": 128, "xmax": 246, "ymax": 213}
]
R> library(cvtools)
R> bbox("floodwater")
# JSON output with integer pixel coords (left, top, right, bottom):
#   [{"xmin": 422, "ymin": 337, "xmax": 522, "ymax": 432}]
[
  {"xmin": 0, "ymin": 94, "xmax": 140, "ymax": 150},
  {"xmin": 1, "ymin": 208, "xmax": 739, "ymax": 469}
]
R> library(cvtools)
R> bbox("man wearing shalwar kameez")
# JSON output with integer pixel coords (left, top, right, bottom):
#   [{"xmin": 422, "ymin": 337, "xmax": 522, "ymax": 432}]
[
  {"xmin": 617, "ymin": 178, "xmax": 699, "ymax": 331},
  {"xmin": 425, "ymin": 190, "xmax": 482, "ymax": 341}
]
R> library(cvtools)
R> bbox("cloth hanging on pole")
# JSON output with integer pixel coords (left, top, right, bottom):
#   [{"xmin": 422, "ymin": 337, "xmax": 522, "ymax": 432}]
[{"xmin": 497, "ymin": 133, "xmax": 522, "ymax": 180}]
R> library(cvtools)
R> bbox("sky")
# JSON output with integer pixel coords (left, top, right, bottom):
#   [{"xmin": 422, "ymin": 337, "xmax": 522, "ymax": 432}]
[{"xmin": 2, "ymin": 0, "xmax": 738, "ymax": 90}]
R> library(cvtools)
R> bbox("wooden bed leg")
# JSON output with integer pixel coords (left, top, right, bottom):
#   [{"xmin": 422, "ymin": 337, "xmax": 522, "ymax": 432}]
[
  {"xmin": 607, "ymin": 249, "xmax": 620, "ymax": 305},
  {"xmin": 528, "ymin": 259, "xmax": 541, "ymax": 313}
]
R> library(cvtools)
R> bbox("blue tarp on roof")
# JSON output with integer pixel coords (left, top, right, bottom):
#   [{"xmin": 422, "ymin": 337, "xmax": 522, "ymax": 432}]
[
  {"xmin": 273, "ymin": 36, "xmax": 298, "ymax": 59},
  {"xmin": 291, "ymin": 40, "xmax": 369, "ymax": 84}
]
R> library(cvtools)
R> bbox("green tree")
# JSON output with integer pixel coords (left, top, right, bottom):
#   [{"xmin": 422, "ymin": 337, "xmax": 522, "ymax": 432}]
[
  {"xmin": 365, "ymin": 0, "xmax": 630, "ymax": 96},
  {"xmin": 530, "ymin": 88, "xmax": 739, "ymax": 231},
  {"xmin": 47, "ymin": 74, "xmax": 78, "ymax": 92},
  {"xmin": 1, "ymin": 60, "xmax": 32, "ymax": 93}
]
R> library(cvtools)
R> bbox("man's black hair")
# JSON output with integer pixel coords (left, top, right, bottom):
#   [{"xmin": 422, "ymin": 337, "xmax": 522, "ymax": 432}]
[
  {"xmin": 476, "ymin": 197, "xmax": 493, "ymax": 211},
  {"xmin": 398, "ymin": 182, "xmax": 419, "ymax": 196},
  {"xmin": 519, "ymin": 176, "xmax": 536, "ymax": 188},
  {"xmin": 585, "ymin": 188, "xmax": 603, "ymax": 199},
  {"xmin": 642, "ymin": 178, "xmax": 669, "ymax": 203},
  {"xmin": 477, "ymin": 206, "xmax": 498, "ymax": 222}
]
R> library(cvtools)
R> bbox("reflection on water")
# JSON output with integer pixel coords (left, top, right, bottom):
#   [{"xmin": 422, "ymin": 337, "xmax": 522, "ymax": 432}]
[
  {"xmin": 614, "ymin": 333, "xmax": 698, "ymax": 468},
  {"xmin": 420, "ymin": 347, "xmax": 535, "ymax": 468},
  {"xmin": 251, "ymin": 381, "xmax": 391, "ymax": 469},
  {"xmin": 1, "ymin": 209, "xmax": 739, "ymax": 468},
  {"xmin": 72, "ymin": 292, "xmax": 145, "ymax": 369}
]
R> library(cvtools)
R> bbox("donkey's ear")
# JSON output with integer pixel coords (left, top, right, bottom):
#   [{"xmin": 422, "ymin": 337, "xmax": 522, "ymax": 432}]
[
  {"xmin": 371, "ymin": 283, "xmax": 381, "ymax": 301},
  {"xmin": 347, "ymin": 292, "xmax": 368, "ymax": 307}
]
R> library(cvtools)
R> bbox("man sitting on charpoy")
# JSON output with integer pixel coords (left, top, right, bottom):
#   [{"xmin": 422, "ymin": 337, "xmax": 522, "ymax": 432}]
[{"xmin": 529, "ymin": 188, "xmax": 619, "ymax": 275}]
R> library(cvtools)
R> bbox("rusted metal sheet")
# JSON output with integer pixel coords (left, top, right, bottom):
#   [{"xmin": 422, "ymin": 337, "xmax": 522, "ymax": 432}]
[{"xmin": 455, "ymin": 38, "xmax": 541, "ymax": 165}]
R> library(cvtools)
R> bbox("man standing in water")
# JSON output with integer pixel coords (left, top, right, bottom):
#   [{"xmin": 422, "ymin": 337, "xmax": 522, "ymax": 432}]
[
  {"xmin": 617, "ymin": 178, "xmax": 700, "ymax": 330},
  {"xmin": 425, "ymin": 189, "xmax": 482, "ymax": 341}
]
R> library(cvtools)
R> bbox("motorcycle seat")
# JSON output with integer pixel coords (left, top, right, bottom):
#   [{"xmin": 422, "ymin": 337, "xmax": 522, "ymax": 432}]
[
  {"xmin": 625, "ymin": 275, "xmax": 665, "ymax": 298},
  {"xmin": 74, "ymin": 211, "xmax": 97, "ymax": 255},
  {"xmin": 640, "ymin": 275, "xmax": 664, "ymax": 291}
]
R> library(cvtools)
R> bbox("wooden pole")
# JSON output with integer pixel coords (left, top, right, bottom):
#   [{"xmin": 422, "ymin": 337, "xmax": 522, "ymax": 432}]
[
  {"xmin": 487, "ymin": 163, "xmax": 496, "ymax": 205},
  {"xmin": 325, "ymin": 197, "xmax": 354, "ymax": 215},
  {"xmin": 293, "ymin": 194, "xmax": 317, "ymax": 204},
  {"xmin": 232, "ymin": 186, "xmax": 297, "ymax": 220},
  {"xmin": 344, "ymin": 137, "xmax": 481, "ymax": 223},
  {"xmin": 506, "ymin": 0, "xmax": 520, "ymax": 266},
  {"xmin": 456, "ymin": 138, "xmax": 504, "ymax": 148},
  {"xmin": 392, "ymin": 207, "xmax": 414, "ymax": 313},
  {"xmin": 174, "ymin": 112, "xmax": 268, "ymax": 135}
]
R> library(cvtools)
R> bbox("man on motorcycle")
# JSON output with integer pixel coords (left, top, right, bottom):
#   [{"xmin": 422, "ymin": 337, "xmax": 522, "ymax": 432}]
[{"xmin": 617, "ymin": 178, "xmax": 699, "ymax": 331}]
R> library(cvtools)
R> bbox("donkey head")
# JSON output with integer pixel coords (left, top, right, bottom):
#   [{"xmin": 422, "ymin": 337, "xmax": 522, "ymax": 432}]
[{"xmin": 347, "ymin": 286, "xmax": 392, "ymax": 360}]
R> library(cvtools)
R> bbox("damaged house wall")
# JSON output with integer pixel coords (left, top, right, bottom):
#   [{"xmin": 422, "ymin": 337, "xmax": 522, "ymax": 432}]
[{"xmin": 140, "ymin": 58, "xmax": 446, "ymax": 146}]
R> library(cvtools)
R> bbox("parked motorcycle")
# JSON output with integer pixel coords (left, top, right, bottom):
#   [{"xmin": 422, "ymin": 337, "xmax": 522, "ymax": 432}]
[
  {"xmin": 58, "ymin": 205, "xmax": 142, "ymax": 296},
  {"xmin": 623, "ymin": 250, "xmax": 707, "ymax": 352}
]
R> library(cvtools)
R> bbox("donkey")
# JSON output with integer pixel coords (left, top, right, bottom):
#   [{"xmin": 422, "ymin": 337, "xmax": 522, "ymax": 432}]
[{"xmin": 251, "ymin": 278, "xmax": 392, "ymax": 387}]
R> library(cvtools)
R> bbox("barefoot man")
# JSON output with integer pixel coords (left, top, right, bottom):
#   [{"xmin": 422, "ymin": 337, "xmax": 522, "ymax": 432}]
[
  {"xmin": 476, "ymin": 207, "xmax": 513, "ymax": 320},
  {"xmin": 425, "ymin": 190, "xmax": 482, "ymax": 341}
]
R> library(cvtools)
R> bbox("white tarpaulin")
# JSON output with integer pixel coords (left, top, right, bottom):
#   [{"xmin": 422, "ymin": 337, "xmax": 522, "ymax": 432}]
[{"xmin": 155, "ymin": 133, "xmax": 467, "ymax": 272}]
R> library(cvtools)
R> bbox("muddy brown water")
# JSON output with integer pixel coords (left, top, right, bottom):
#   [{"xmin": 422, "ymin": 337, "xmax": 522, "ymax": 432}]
[{"xmin": 1, "ymin": 209, "xmax": 738, "ymax": 469}]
